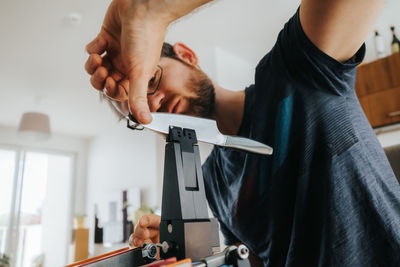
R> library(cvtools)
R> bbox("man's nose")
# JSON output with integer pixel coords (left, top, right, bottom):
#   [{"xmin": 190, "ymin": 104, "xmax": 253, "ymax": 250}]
[{"xmin": 148, "ymin": 91, "xmax": 166, "ymax": 112}]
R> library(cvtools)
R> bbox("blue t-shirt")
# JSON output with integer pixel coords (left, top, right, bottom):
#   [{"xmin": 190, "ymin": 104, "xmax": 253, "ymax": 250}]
[{"xmin": 202, "ymin": 9, "xmax": 400, "ymax": 267}]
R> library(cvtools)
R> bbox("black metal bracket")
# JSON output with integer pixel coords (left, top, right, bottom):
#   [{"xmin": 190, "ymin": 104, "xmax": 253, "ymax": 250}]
[
  {"xmin": 159, "ymin": 126, "xmax": 219, "ymax": 261},
  {"xmin": 78, "ymin": 126, "xmax": 255, "ymax": 267}
]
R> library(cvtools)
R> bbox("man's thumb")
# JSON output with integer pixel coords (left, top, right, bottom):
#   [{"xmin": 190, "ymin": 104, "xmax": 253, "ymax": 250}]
[{"xmin": 128, "ymin": 71, "xmax": 152, "ymax": 124}]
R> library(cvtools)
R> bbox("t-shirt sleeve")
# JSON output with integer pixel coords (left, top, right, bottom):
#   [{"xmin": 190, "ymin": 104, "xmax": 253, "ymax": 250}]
[
  {"xmin": 256, "ymin": 8, "xmax": 365, "ymax": 96},
  {"xmin": 237, "ymin": 85, "xmax": 255, "ymax": 138}
]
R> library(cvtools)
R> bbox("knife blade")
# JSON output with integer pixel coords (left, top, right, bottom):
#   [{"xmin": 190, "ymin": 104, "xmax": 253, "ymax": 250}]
[
  {"xmin": 108, "ymin": 98, "xmax": 273, "ymax": 155},
  {"xmin": 148, "ymin": 113, "xmax": 273, "ymax": 155}
]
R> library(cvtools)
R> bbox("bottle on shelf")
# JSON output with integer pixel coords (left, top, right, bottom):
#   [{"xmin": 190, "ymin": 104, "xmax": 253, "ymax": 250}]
[
  {"xmin": 390, "ymin": 26, "xmax": 400, "ymax": 54},
  {"xmin": 374, "ymin": 30, "xmax": 386, "ymax": 59}
]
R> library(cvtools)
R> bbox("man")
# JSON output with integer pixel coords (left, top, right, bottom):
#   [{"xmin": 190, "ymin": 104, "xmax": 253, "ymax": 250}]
[{"xmin": 85, "ymin": 0, "xmax": 400, "ymax": 266}]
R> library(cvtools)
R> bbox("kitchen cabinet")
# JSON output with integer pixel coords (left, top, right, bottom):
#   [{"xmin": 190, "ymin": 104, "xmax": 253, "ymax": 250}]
[{"xmin": 355, "ymin": 52, "xmax": 400, "ymax": 127}]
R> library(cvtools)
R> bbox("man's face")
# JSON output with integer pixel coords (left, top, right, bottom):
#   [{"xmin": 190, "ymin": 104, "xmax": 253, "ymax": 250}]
[{"xmin": 147, "ymin": 56, "xmax": 215, "ymax": 118}]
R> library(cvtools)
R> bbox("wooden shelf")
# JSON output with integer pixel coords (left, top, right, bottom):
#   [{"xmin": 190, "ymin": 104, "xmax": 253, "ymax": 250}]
[{"xmin": 355, "ymin": 53, "xmax": 400, "ymax": 127}]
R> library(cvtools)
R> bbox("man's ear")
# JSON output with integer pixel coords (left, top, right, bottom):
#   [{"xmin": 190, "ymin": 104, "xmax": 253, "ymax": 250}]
[{"xmin": 172, "ymin": 43, "xmax": 199, "ymax": 66}]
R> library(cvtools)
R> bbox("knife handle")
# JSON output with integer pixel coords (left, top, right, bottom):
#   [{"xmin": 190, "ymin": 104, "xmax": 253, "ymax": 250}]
[{"xmin": 225, "ymin": 136, "xmax": 273, "ymax": 155}]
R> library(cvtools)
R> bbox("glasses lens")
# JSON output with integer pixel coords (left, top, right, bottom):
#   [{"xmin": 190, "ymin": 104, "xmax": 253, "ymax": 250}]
[{"xmin": 147, "ymin": 66, "xmax": 162, "ymax": 94}]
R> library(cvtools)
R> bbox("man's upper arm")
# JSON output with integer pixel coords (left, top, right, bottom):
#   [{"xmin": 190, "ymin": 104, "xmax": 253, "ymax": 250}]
[{"xmin": 300, "ymin": 0, "xmax": 385, "ymax": 62}]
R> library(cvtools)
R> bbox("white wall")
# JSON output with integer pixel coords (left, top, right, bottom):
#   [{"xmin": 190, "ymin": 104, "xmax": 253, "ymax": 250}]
[
  {"xmin": 86, "ymin": 121, "xmax": 164, "ymax": 208},
  {"xmin": 377, "ymin": 128, "xmax": 400, "ymax": 148},
  {"xmin": 363, "ymin": 0, "xmax": 400, "ymax": 63},
  {"xmin": 86, "ymin": 121, "xmax": 165, "ymax": 253},
  {"xmin": 215, "ymin": 46, "xmax": 254, "ymax": 92}
]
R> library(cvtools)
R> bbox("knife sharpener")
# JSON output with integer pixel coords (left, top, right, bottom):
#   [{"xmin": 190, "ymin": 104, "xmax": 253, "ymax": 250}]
[
  {"xmin": 159, "ymin": 126, "xmax": 220, "ymax": 261},
  {"xmin": 75, "ymin": 125, "xmax": 251, "ymax": 267}
]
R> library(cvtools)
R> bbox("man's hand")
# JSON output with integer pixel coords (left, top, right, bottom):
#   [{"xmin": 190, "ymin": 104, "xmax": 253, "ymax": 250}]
[
  {"xmin": 129, "ymin": 214, "xmax": 161, "ymax": 247},
  {"xmin": 85, "ymin": 0, "xmax": 170, "ymax": 124},
  {"xmin": 85, "ymin": 0, "xmax": 213, "ymax": 124}
]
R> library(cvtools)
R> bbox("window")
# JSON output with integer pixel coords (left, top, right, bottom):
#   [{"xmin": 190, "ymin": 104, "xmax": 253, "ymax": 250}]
[
  {"xmin": 0, "ymin": 148, "xmax": 73, "ymax": 267},
  {"xmin": 0, "ymin": 149, "xmax": 17, "ymax": 255}
]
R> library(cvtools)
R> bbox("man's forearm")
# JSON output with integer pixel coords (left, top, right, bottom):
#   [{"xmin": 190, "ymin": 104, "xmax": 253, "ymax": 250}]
[
  {"xmin": 159, "ymin": 0, "xmax": 214, "ymax": 23},
  {"xmin": 300, "ymin": 0, "xmax": 385, "ymax": 62}
]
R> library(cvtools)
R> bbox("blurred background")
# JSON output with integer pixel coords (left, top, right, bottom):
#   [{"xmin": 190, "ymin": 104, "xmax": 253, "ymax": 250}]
[{"xmin": 1, "ymin": 0, "xmax": 400, "ymax": 266}]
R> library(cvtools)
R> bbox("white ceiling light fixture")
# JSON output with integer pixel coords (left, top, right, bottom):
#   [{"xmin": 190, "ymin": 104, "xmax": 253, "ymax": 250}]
[{"xmin": 18, "ymin": 112, "xmax": 52, "ymax": 141}]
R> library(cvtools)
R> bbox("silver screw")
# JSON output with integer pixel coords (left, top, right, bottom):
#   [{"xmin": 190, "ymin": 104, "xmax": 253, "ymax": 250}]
[
  {"xmin": 167, "ymin": 224, "xmax": 173, "ymax": 233},
  {"xmin": 157, "ymin": 241, "xmax": 170, "ymax": 254},
  {"xmin": 142, "ymin": 243, "xmax": 157, "ymax": 259},
  {"xmin": 237, "ymin": 244, "xmax": 249, "ymax": 259}
]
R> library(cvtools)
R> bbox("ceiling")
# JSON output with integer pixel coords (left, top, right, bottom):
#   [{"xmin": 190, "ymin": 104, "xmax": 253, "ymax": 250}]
[{"xmin": 0, "ymin": 0, "xmax": 396, "ymax": 138}]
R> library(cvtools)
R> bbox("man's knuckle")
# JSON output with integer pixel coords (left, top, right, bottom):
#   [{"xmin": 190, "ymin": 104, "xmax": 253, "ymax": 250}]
[
  {"xmin": 90, "ymin": 77, "xmax": 97, "ymax": 88},
  {"xmin": 132, "ymin": 95, "xmax": 148, "ymax": 104}
]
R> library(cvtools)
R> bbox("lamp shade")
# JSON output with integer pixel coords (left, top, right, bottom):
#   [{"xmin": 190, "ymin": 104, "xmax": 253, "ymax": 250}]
[{"xmin": 18, "ymin": 112, "xmax": 51, "ymax": 141}]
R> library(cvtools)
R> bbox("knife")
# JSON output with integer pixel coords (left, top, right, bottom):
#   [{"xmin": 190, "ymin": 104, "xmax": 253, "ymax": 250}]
[{"xmin": 108, "ymin": 98, "xmax": 273, "ymax": 155}]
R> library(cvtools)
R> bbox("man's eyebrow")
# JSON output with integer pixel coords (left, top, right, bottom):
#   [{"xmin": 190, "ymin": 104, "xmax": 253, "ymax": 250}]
[{"xmin": 99, "ymin": 92, "xmax": 125, "ymax": 121}]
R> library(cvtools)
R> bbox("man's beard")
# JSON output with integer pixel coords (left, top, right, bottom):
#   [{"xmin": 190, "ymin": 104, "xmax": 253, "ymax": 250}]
[{"xmin": 186, "ymin": 67, "xmax": 215, "ymax": 118}]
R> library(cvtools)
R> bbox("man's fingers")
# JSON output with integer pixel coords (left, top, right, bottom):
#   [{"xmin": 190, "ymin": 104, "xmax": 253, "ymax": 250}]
[
  {"xmin": 151, "ymin": 235, "xmax": 160, "ymax": 244},
  {"xmin": 129, "ymin": 94, "xmax": 152, "ymax": 124},
  {"xmin": 143, "ymin": 239, "xmax": 153, "ymax": 245},
  {"xmin": 104, "ymin": 69, "xmax": 125, "ymax": 96},
  {"xmin": 130, "ymin": 236, "xmax": 156, "ymax": 248},
  {"xmin": 129, "ymin": 234, "xmax": 146, "ymax": 248},
  {"xmin": 90, "ymin": 66, "xmax": 108, "ymax": 90},
  {"xmin": 128, "ymin": 75, "xmax": 152, "ymax": 124},
  {"xmin": 117, "ymin": 79, "xmax": 129, "ymax": 99},
  {"xmin": 102, "ymin": 55, "xmax": 113, "ymax": 71},
  {"xmin": 105, "ymin": 77, "xmax": 117, "ymax": 96},
  {"xmin": 139, "ymin": 214, "xmax": 161, "ymax": 228},
  {"xmin": 110, "ymin": 70, "xmax": 124, "ymax": 82},
  {"xmin": 132, "ymin": 237, "xmax": 143, "ymax": 247},
  {"xmin": 85, "ymin": 54, "xmax": 102, "ymax": 75},
  {"xmin": 104, "ymin": 77, "xmax": 128, "ymax": 101},
  {"xmin": 132, "ymin": 238, "xmax": 152, "ymax": 248},
  {"xmin": 86, "ymin": 35, "xmax": 107, "ymax": 55},
  {"xmin": 134, "ymin": 226, "xmax": 159, "ymax": 241},
  {"xmin": 129, "ymin": 215, "xmax": 160, "ymax": 248}
]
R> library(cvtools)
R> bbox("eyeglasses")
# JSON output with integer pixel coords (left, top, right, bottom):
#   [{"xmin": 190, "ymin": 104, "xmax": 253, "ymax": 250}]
[
  {"xmin": 103, "ymin": 65, "xmax": 163, "ymax": 130},
  {"xmin": 147, "ymin": 65, "xmax": 163, "ymax": 95}
]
